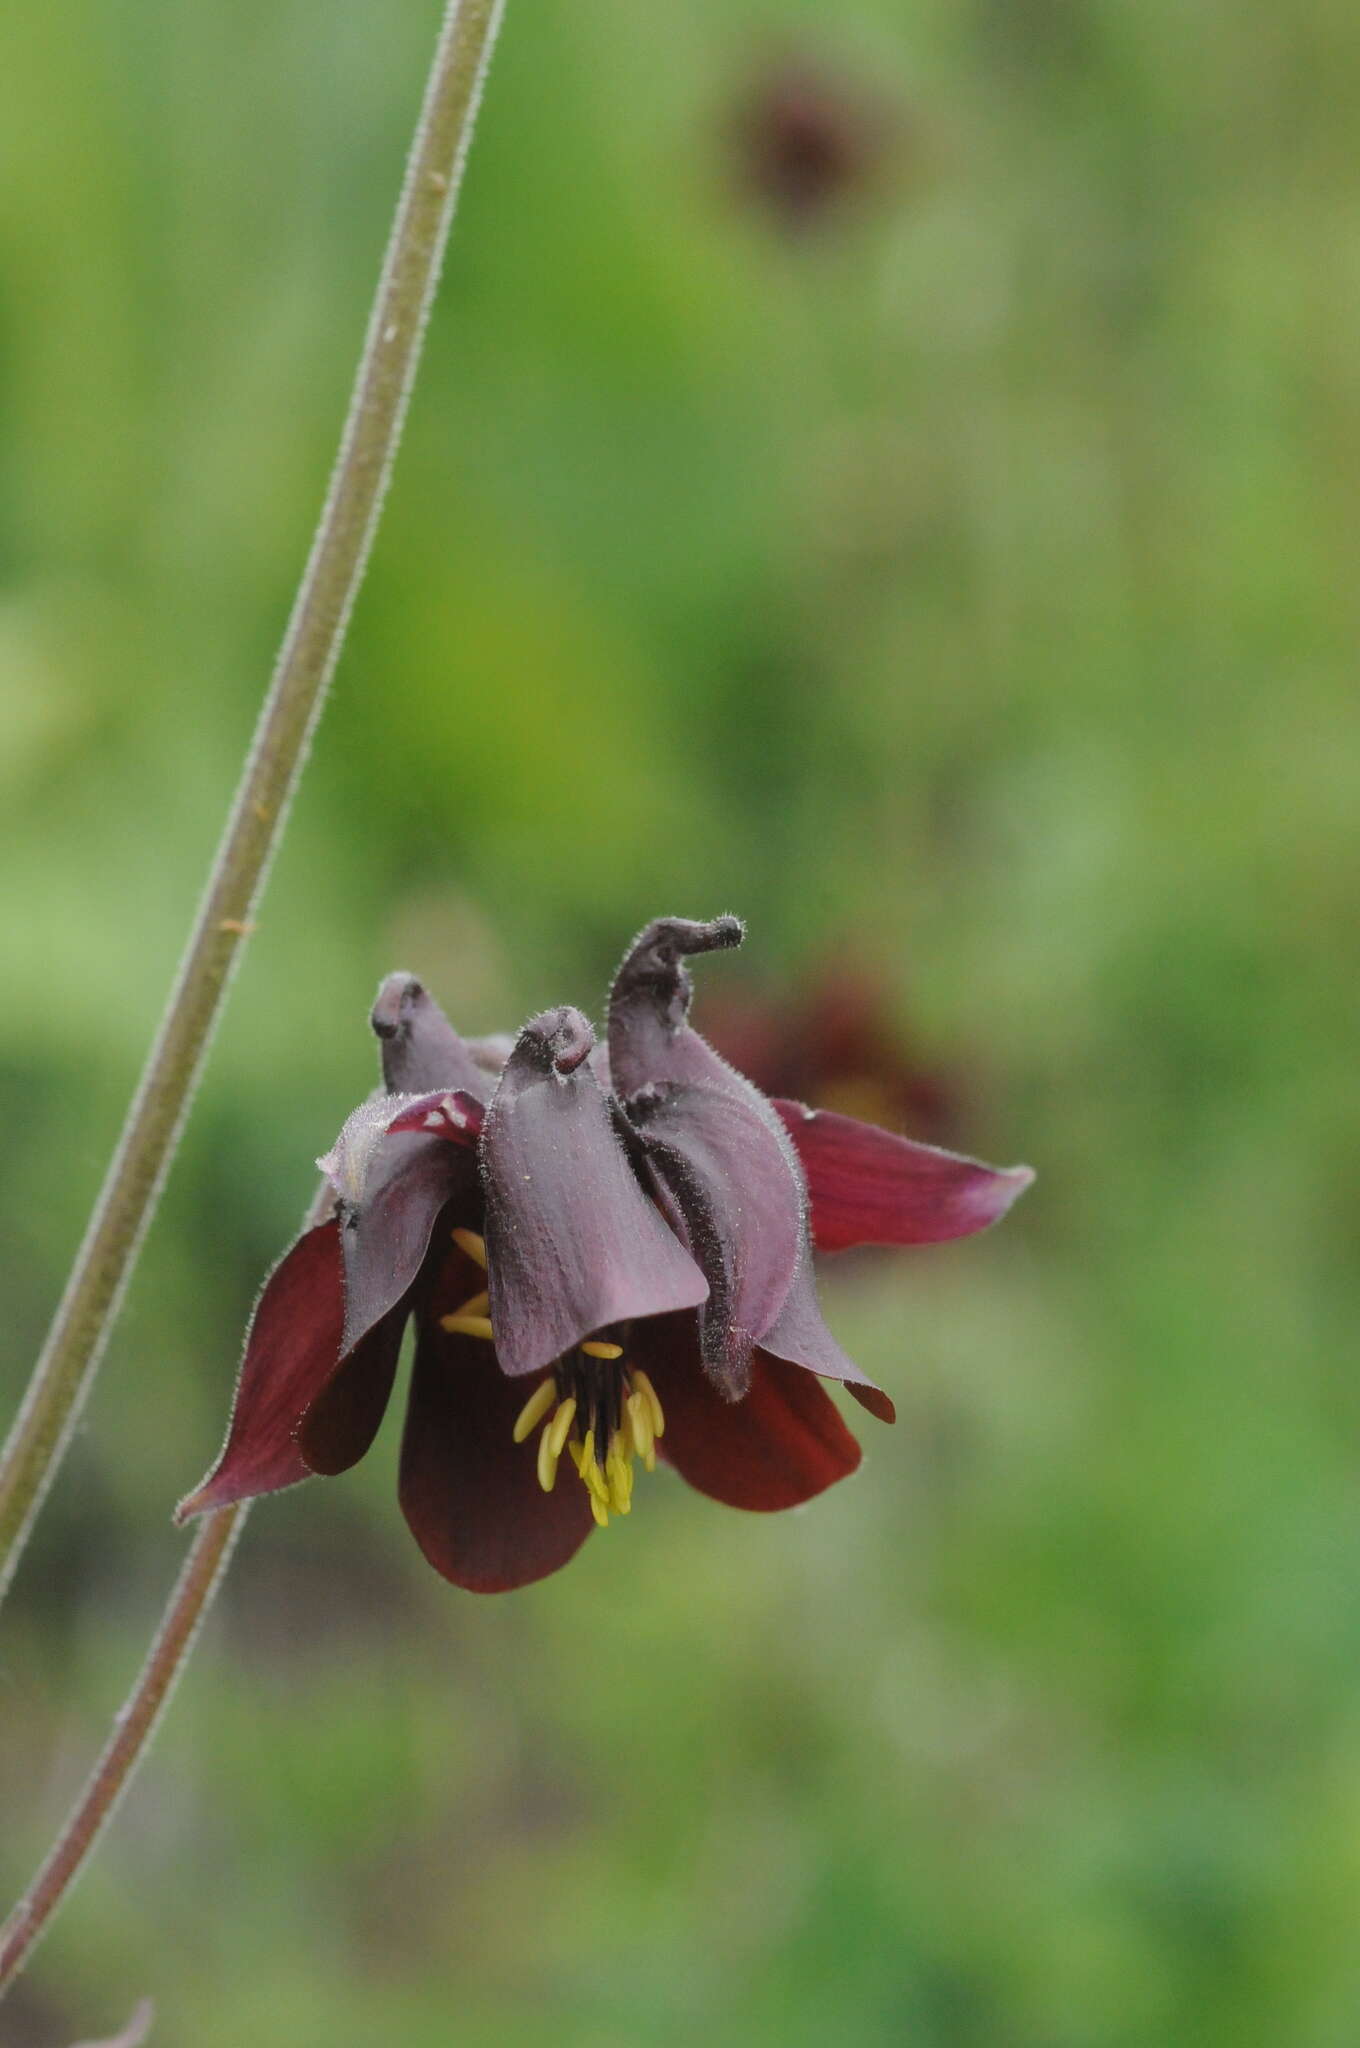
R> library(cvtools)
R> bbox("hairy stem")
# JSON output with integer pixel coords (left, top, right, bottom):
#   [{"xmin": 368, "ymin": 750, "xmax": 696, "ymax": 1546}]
[
  {"xmin": 0, "ymin": 0, "xmax": 506, "ymax": 1608},
  {"xmin": 0, "ymin": 1507, "xmax": 245, "ymax": 1990}
]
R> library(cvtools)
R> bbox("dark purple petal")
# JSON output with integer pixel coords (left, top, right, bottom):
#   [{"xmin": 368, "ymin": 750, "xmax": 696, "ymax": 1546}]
[
  {"xmin": 773, "ymin": 1099, "xmax": 1034, "ymax": 1251},
  {"xmin": 628, "ymin": 1081, "xmax": 803, "ymax": 1399},
  {"xmin": 758, "ymin": 1248, "xmax": 896, "ymax": 1423},
  {"xmin": 385, "ymin": 1089, "xmax": 485, "ymax": 1144},
  {"xmin": 176, "ymin": 1220, "xmax": 344, "ymax": 1519},
  {"xmin": 481, "ymin": 1008, "xmax": 709, "ymax": 1377},
  {"xmin": 399, "ymin": 1319, "xmax": 594, "ymax": 1593},
  {"xmin": 319, "ymin": 1095, "xmax": 479, "ymax": 1351},
  {"xmin": 370, "ymin": 973, "xmax": 489, "ymax": 1096},
  {"xmin": 295, "ymin": 1306, "xmax": 406, "ymax": 1475},
  {"xmin": 640, "ymin": 1312, "xmax": 862, "ymax": 1509},
  {"xmin": 607, "ymin": 914, "xmax": 746, "ymax": 1099}
]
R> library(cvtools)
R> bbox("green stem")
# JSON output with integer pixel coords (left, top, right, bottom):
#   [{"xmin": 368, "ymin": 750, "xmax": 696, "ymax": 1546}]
[
  {"xmin": 0, "ymin": 1506, "xmax": 245, "ymax": 1991},
  {"xmin": 0, "ymin": 0, "xmax": 506, "ymax": 1610}
]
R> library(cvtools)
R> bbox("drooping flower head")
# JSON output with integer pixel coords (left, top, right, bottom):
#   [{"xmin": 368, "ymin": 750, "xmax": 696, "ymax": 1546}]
[{"xmin": 179, "ymin": 916, "xmax": 1032, "ymax": 1591}]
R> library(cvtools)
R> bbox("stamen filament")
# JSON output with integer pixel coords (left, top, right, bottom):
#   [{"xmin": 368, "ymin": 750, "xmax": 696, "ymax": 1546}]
[
  {"xmin": 451, "ymin": 1227, "xmax": 488, "ymax": 1268},
  {"xmin": 512, "ymin": 1379, "xmax": 556, "ymax": 1444}
]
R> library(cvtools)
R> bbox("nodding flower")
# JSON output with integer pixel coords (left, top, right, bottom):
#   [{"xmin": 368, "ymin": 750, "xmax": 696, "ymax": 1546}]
[{"xmin": 178, "ymin": 917, "xmax": 1033, "ymax": 1592}]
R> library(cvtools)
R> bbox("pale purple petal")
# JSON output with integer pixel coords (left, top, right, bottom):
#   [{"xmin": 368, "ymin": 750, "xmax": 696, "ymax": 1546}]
[
  {"xmin": 481, "ymin": 1007, "xmax": 709, "ymax": 1377},
  {"xmin": 758, "ymin": 1246, "xmax": 896, "ymax": 1423},
  {"xmin": 370, "ymin": 972, "xmax": 489, "ymax": 1095},
  {"xmin": 607, "ymin": 914, "xmax": 746, "ymax": 1098},
  {"xmin": 628, "ymin": 1081, "xmax": 803, "ymax": 1398},
  {"xmin": 319, "ymin": 1095, "xmax": 478, "ymax": 1351}
]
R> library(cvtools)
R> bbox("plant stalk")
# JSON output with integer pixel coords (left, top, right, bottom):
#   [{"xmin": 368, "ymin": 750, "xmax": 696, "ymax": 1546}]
[
  {"xmin": 0, "ymin": 0, "xmax": 506, "ymax": 1609},
  {"xmin": 0, "ymin": 1507, "xmax": 245, "ymax": 1991}
]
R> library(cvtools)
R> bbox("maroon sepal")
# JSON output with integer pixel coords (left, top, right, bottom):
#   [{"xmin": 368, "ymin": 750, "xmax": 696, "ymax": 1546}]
[
  {"xmin": 296, "ymin": 1305, "xmax": 406, "ymax": 1476},
  {"xmin": 399, "ymin": 1319, "xmax": 594, "ymax": 1593},
  {"xmin": 176, "ymin": 1219, "xmax": 346, "ymax": 1520},
  {"xmin": 773, "ymin": 1100, "xmax": 1034, "ymax": 1251},
  {"xmin": 641, "ymin": 1314, "xmax": 862, "ymax": 1510}
]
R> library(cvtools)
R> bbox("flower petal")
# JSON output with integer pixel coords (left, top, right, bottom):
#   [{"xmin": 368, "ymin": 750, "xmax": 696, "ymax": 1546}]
[
  {"xmin": 399, "ymin": 1319, "xmax": 594, "ymax": 1592},
  {"xmin": 370, "ymin": 973, "xmax": 490, "ymax": 1095},
  {"xmin": 640, "ymin": 1312, "xmax": 862, "ymax": 1509},
  {"xmin": 295, "ymin": 1305, "xmax": 406, "ymax": 1475},
  {"xmin": 758, "ymin": 1247, "xmax": 896, "ymax": 1422},
  {"xmin": 607, "ymin": 914, "xmax": 746, "ymax": 1099},
  {"xmin": 481, "ymin": 1008, "xmax": 709, "ymax": 1378},
  {"xmin": 176, "ymin": 1220, "xmax": 344, "ymax": 1519},
  {"xmin": 773, "ymin": 1099, "xmax": 1034, "ymax": 1250},
  {"xmin": 319, "ymin": 1095, "xmax": 480, "ymax": 1351},
  {"xmin": 627, "ymin": 1081, "xmax": 803, "ymax": 1399}
]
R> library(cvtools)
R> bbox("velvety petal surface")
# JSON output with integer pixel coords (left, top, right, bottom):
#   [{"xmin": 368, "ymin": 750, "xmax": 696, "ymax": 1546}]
[
  {"xmin": 481, "ymin": 1008, "xmax": 709, "ymax": 1377},
  {"xmin": 176, "ymin": 1220, "xmax": 346, "ymax": 1519},
  {"xmin": 628, "ymin": 1081, "xmax": 803, "ymax": 1398},
  {"xmin": 370, "ymin": 973, "xmax": 490, "ymax": 1096},
  {"xmin": 758, "ymin": 1249, "xmax": 896, "ymax": 1423},
  {"xmin": 640, "ymin": 1312, "xmax": 862, "ymax": 1509},
  {"xmin": 399, "ymin": 1318, "xmax": 594, "ymax": 1593},
  {"xmin": 773, "ymin": 1099, "xmax": 1035, "ymax": 1250},
  {"xmin": 319, "ymin": 1095, "xmax": 480, "ymax": 1351}
]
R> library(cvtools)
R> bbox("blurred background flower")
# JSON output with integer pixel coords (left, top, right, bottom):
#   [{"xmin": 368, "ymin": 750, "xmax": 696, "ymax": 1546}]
[{"xmin": 2, "ymin": 0, "xmax": 1359, "ymax": 2044}]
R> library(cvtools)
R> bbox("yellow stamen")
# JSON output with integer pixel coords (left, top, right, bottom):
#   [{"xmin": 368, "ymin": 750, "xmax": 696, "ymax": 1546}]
[
  {"xmin": 590, "ymin": 1494, "xmax": 610, "ymax": 1528},
  {"xmin": 546, "ymin": 1396, "xmax": 577, "ymax": 1459},
  {"xmin": 631, "ymin": 1369, "xmax": 666, "ymax": 1440},
  {"xmin": 606, "ymin": 1437, "xmax": 633, "ymax": 1514},
  {"xmin": 512, "ymin": 1379, "xmax": 556, "ymax": 1444},
  {"xmin": 440, "ymin": 1312, "xmax": 494, "ymax": 1340},
  {"xmin": 452, "ymin": 1289, "xmax": 489, "ymax": 1318},
  {"xmin": 625, "ymin": 1390, "xmax": 653, "ymax": 1461},
  {"xmin": 581, "ymin": 1339, "xmax": 623, "ymax": 1360},
  {"xmin": 451, "ymin": 1227, "xmax": 488, "ymax": 1268},
  {"xmin": 537, "ymin": 1424, "xmax": 562, "ymax": 1493}
]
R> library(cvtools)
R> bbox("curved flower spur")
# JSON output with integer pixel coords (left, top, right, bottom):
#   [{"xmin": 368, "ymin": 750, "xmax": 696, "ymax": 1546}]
[{"xmin": 178, "ymin": 917, "xmax": 1033, "ymax": 1591}]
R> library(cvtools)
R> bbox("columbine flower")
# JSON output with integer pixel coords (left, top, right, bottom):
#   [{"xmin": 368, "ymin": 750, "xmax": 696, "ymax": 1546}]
[{"xmin": 178, "ymin": 916, "xmax": 1032, "ymax": 1592}]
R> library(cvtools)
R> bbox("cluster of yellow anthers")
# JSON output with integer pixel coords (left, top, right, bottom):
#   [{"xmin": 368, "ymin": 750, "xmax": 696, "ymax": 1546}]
[{"xmin": 438, "ymin": 1228, "xmax": 667, "ymax": 1529}]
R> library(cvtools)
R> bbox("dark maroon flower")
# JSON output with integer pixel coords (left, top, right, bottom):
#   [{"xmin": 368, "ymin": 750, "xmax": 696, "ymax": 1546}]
[
  {"xmin": 179, "ymin": 918, "xmax": 1032, "ymax": 1592},
  {"xmin": 729, "ymin": 56, "xmax": 895, "ymax": 234}
]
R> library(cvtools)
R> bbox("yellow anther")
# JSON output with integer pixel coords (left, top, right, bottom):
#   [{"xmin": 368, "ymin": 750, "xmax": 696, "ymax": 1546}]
[
  {"xmin": 578, "ymin": 1430, "xmax": 610, "ymax": 1506},
  {"xmin": 537, "ymin": 1424, "xmax": 562, "ymax": 1493},
  {"xmin": 546, "ymin": 1396, "xmax": 577, "ymax": 1459},
  {"xmin": 590, "ymin": 1494, "xmax": 610, "ymax": 1528},
  {"xmin": 512, "ymin": 1379, "xmax": 557, "ymax": 1444},
  {"xmin": 453, "ymin": 1289, "xmax": 489, "ymax": 1319},
  {"xmin": 451, "ymin": 1227, "xmax": 488, "ymax": 1268},
  {"xmin": 606, "ymin": 1439, "xmax": 633, "ymax": 1514},
  {"xmin": 440, "ymin": 1313, "xmax": 494, "ymax": 1340},
  {"xmin": 626, "ymin": 1391, "xmax": 653, "ymax": 1461},
  {"xmin": 631, "ymin": 1369, "xmax": 665, "ymax": 1440},
  {"xmin": 581, "ymin": 1339, "xmax": 623, "ymax": 1360}
]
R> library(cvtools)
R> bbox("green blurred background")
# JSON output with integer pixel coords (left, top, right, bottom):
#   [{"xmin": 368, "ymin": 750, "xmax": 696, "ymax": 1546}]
[{"xmin": 3, "ymin": 0, "xmax": 1359, "ymax": 2041}]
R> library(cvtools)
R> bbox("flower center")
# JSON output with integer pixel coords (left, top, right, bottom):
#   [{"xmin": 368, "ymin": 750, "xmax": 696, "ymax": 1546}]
[{"xmin": 439, "ymin": 1230, "xmax": 666, "ymax": 1527}]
